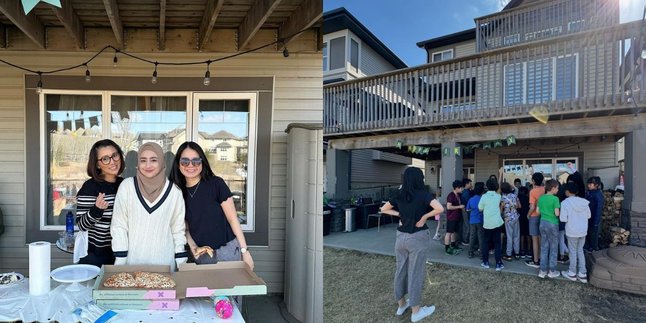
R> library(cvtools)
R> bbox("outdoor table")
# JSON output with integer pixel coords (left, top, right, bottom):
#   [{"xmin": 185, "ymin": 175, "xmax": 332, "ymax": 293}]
[{"xmin": 0, "ymin": 278, "xmax": 244, "ymax": 322}]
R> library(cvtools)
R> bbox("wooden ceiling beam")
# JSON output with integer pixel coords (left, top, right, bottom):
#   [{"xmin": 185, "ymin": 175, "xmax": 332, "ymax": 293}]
[
  {"xmin": 51, "ymin": 0, "xmax": 84, "ymax": 49},
  {"xmin": 159, "ymin": 0, "xmax": 166, "ymax": 50},
  {"xmin": 238, "ymin": 0, "xmax": 283, "ymax": 50},
  {"xmin": 102, "ymin": 0, "xmax": 124, "ymax": 48},
  {"xmin": 0, "ymin": 0, "xmax": 45, "ymax": 48},
  {"xmin": 278, "ymin": 0, "xmax": 322, "ymax": 47},
  {"xmin": 197, "ymin": 0, "xmax": 225, "ymax": 50}
]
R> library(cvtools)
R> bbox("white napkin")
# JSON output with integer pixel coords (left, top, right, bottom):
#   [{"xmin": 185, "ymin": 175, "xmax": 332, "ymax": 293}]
[{"xmin": 73, "ymin": 231, "xmax": 88, "ymax": 263}]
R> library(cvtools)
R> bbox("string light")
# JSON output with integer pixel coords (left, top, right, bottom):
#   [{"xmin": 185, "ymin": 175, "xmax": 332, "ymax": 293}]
[
  {"xmin": 204, "ymin": 61, "xmax": 211, "ymax": 86},
  {"xmin": 113, "ymin": 50, "xmax": 119, "ymax": 67},
  {"xmin": 36, "ymin": 72, "xmax": 43, "ymax": 94},
  {"xmin": 0, "ymin": 27, "xmax": 310, "ymax": 88},
  {"xmin": 151, "ymin": 62, "xmax": 158, "ymax": 84},
  {"xmin": 84, "ymin": 64, "xmax": 91, "ymax": 82}
]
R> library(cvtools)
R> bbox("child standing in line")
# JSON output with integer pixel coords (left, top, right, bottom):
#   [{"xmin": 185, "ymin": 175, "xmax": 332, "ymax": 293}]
[
  {"xmin": 525, "ymin": 173, "xmax": 545, "ymax": 269},
  {"xmin": 466, "ymin": 182, "xmax": 485, "ymax": 259},
  {"xmin": 560, "ymin": 182, "xmax": 590, "ymax": 283},
  {"xmin": 501, "ymin": 182, "xmax": 521, "ymax": 261},
  {"xmin": 478, "ymin": 179, "xmax": 504, "ymax": 271},
  {"xmin": 444, "ymin": 180, "xmax": 464, "ymax": 255},
  {"xmin": 585, "ymin": 177, "xmax": 604, "ymax": 252},
  {"xmin": 536, "ymin": 179, "xmax": 561, "ymax": 278},
  {"xmin": 518, "ymin": 186, "xmax": 531, "ymax": 259}
]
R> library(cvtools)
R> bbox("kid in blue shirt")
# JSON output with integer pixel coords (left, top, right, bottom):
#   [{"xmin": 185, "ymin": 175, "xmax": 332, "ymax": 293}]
[{"xmin": 466, "ymin": 182, "xmax": 485, "ymax": 258}]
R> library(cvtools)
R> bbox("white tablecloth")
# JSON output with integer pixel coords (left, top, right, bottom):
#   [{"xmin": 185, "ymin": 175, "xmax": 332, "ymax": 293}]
[{"xmin": 0, "ymin": 279, "xmax": 244, "ymax": 322}]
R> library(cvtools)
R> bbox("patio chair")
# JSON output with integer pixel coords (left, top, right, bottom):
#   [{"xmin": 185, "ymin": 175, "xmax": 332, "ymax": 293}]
[{"xmin": 367, "ymin": 201, "xmax": 396, "ymax": 232}]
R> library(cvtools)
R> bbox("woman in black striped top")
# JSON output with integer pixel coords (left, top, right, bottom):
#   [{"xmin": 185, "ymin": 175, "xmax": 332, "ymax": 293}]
[{"xmin": 76, "ymin": 139, "xmax": 125, "ymax": 267}]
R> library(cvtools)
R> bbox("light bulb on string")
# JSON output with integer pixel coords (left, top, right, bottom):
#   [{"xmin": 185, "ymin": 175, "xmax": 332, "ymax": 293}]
[
  {"xmin": 84, "ymin": 64, "xmax": 91, "ymax": 82},
  {"xmin": 113, "ymin": 51, "xmax": 119, "ymax": 67},
  {"xmin": 36, "ymin": 72, "xmax": 43, "ymax": 94},
  {"xmin": 204, "ymin": 61, "xmax": 211, "ymax": 86},
  {"xmin": 152, "ymin": 62, "xmax": 158, "ymax": 84}
]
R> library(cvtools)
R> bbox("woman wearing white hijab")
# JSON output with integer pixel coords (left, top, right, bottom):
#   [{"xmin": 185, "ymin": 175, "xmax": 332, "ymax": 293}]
[{"xmin": 111, "ymin": 142, "xmax": 188, "ymax": 270}]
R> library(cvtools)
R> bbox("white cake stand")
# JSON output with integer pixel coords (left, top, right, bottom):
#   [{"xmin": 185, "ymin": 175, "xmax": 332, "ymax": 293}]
[{"xmin": 50, "ymin": 264, "xmax": 100, "ymax": 292}]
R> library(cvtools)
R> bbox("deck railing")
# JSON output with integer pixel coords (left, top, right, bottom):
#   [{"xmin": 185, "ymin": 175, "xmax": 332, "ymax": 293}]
[
  {"xmin": 475, "ymin": 0, "xmax": 618, "ymax": 52},
  {"xmin": 324, "ymin": 21, "xmax": 644, "ymax": 136}
]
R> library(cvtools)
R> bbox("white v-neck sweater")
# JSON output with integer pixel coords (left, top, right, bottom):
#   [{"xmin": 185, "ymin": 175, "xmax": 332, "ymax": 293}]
[{"xmin": 110, "ymin": 177, "xmax": 187, "ymax": 270}]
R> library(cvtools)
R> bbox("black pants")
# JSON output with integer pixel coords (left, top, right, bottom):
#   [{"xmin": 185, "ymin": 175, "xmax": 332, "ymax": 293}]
[
  {"xmin": 79, "ymin": 250, "xmax": 115, "ymax": 267},
  {"xmin": 481, "ymin": 226, "xmax": 502, "ymax": 265}
]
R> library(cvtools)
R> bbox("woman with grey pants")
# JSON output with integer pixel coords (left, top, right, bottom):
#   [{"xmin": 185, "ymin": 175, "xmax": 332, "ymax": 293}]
[{"xmin": 381, "ymin": 167, "xmax": 444, "ymax": 323}]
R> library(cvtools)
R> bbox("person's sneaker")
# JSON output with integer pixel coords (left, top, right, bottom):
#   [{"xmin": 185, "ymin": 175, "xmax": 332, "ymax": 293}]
[
  {"xmin": 396, "ymin": 299, "xmax": 410, "ymax": 316},
  {"xmin": 577, "ymin": 274, "xmax": 588, "ymax": 283},
  {"xmin": 525, "ymin": 260, "xmax": 540, "ymax": 268},
  {"xmin": 538, "ymin": 270, "xmax": 547, "ymax": 278},
  {"xmin": 461, "ymin": 241, "xmax": 469, "ymax": 246},
  {"xmin": 502, "ymin": 255, "xmax": 513, "ymax": 261},
  {"xmin": 411, "ymin": 305, "xmax": 436, "ymax": 323},
  {"xmin": 547, "ymin": 271, "xmax": 561, "ymax": 278},
  {"xmin": 495, "ymin": 262, "xmax": 505, "ymax": 271},
  {"xmin": 453, "ymin": 244, "xmax": 463, "ymax": 250},
  {"xmin": 445, "ymin": 247, "xmax": 459, "ymax": 256},
  {"xmin": 561, "ymin": 271, "xmax": 577, "ymax": 282},
  {"xmin": 481, "ymin": 262, "xmax": 490, "ymax": 269},
  {"xmin": 432, "ymin": 233, "xmax": 441, "ymax": 240},
  {"xmin": 557, "ymin": 255, "xmax": 569, "ymax": 264}
]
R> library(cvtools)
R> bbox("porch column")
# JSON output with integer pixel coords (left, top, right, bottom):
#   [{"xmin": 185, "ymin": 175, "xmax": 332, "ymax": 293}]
[
  {"xmin": 624, "ymin": 129, "xmax": 646, "ymax": 247},
  {"xmin": 325, "ymin": 148, "xmax": 350, "ymax": 200},
  {"xmin": 439, "ymin": 141, "xmax": 463, "ymax": 203},
  {"xmin": 424, "ymin": 160, "xmax": 440, "ymax": 194}
]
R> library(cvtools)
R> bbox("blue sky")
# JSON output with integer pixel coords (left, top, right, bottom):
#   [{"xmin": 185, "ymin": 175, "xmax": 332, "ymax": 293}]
[{"xmin": 324, "ymin": 0, "xmax": 646, "ymax": 67}]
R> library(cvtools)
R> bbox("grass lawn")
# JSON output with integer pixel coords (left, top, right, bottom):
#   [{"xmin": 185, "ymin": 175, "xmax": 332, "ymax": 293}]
[{"xmin": 324, "ymin": 248, "xmax": 646, "ymax": 323}]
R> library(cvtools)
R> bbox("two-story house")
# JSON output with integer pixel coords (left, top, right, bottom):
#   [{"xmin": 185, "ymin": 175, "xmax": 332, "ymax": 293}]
[
  {"xmin": 323, "ymin": 0, "xmax": 646, "ymax": 247},
  {"xmin": 323, "ymin": 7, "xmax": 422, "ymax": 200}
]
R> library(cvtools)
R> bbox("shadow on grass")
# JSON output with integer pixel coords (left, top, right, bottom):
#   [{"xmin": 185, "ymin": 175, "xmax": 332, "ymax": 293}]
[{"xmin": 324, "ymin": 248, "xmax": 646, "ymax": 323}]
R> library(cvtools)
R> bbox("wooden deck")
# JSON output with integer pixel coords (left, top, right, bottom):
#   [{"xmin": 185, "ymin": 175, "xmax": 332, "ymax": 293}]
[{"xmin": 324, "ymin": 21, "xmax": 645, "ymax": 140}]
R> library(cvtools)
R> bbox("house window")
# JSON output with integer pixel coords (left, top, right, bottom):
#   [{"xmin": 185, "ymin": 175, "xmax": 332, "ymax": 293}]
[
  {"xmin": 527, "ymin": 58, "xmax": 553, "ymax": 104},
  {"xmin": 504, "ymin": 63, "xmax": 524, "ymax": 106},
  {"xmin": 195, "ymin": 94, "xmax": 256, "ymax": 230},
  {"xmin": 503, "ymin": 34, "xmax": 520, "ymax": 46},
  {"xmin": 322, "ymin": 42, "xmax": 328, "ymax": 71},
  {"xmin": 431, "ymin": 49, "xmax": 453, "ymax": 63},
  {"xmin": 329, "ymin": 36, "xmax": 346, "ymax": 70},
  {"xmin": 44, "ymin": 94, "xmax": 103, "ymax": 227},
  {"xmin": 350, "ymin": 38, "xmax": 359, "ymax": 72},
  {"xmin": 502, "ymin": 158, "xmax": 578, "ymax": 185},
  {"xmin": 504, "ymin": 54, "xmax": 578, "ymax": 106},
  {"xmin": 38, "ymin": 91, "xmax": 257, "ymax": 231}
]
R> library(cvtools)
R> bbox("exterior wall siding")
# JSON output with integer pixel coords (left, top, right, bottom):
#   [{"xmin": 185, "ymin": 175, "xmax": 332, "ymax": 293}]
[
  {"xmin": 425, "ymin": 40, "xmax": 476, "ymax": 62},
  {"xmin": 360, "ymin": 43, "xmax": 397, "ymax": 76},
  {"xmin": 350, "ymin": 150, "xmax": 409, "ymax": 189},
  {"xmin": 0, "ymin": 43, "xmax": 321, "ymax": 294}
]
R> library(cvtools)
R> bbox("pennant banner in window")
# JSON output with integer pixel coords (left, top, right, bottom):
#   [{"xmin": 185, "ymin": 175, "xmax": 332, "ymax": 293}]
[
  {"xmin": 493, "ymin": 140, "xmax": 503, "ymax": 148},
  {"xmin": 506, "ymin": 135, "xmax": 516, "ymax": 146}
]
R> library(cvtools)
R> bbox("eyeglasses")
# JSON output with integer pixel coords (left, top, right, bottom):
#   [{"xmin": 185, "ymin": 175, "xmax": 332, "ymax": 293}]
[
  {"xmin": 99, "ymin": 152, "xmax": 121, "ymax": 165},
  {"xmin": 180, "ymin": 157, "xmax": 202, "ymax": 167}
]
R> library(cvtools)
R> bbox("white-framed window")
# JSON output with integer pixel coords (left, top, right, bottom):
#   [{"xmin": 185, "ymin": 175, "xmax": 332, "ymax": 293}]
[
  {"xmin": 322, "ymin": 42, "xmax": 328, "ymax": 71},
  {"xmin": 502, "ymin": 157, "xmax": 579, "ymax": 186},
  {"xmin": 350, "ymin": 38, "xmax": 359, "ymax": 72},
  {"xmin": 329, "ymin": 36, "xmax": 346, "ymax": 70},
  {"xmin": 219, "ymin": 147, "xmax": 228, "ymax": 152},
  {"xmin": 220, "ymin": 156, "xmax": 228, "ymax": 161},
  {"xmin": 432, "ymin": 49, "xmax": 453, "ymax": 63},
  {"xmin": 40, "ymin": 90, "xmax": 257, "ymax": 231},
  {"xmin": 503, "ymin": 53, "xmax": 578, "ymax": 106}
]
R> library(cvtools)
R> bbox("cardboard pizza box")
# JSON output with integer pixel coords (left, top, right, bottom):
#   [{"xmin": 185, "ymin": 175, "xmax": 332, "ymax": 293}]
[
  {"xmin": 175, "ymin": 261, "xmax": 267, "ymax": 298},
  {"xmin": 92, "ymin": 265, "xmax": 177, "ymax": 300},
  {"xmin": 96, "ymin": 299, "xmax": 180, "ymax": 310}
]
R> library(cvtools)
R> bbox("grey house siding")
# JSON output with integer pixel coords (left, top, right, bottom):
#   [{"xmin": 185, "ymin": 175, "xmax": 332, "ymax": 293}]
[
  {"xmin": 350, "ymin": 150, "xmax": 410, "ymax": 189},
  {"xmin": 361, "ymin": 44, "xmax": 397, "ymax": 75}
]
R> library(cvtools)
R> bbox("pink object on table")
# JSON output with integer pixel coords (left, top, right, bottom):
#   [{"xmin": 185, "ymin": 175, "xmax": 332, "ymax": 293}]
[{"xmin": 214, "ymin": 296, "xmax": 233, "ymax": 319}]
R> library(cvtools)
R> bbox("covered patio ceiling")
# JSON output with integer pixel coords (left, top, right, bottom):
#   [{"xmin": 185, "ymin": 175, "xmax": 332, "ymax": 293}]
[{"xmin": 0, "ymin": 0, "xmax": 322, "ymax": 51}]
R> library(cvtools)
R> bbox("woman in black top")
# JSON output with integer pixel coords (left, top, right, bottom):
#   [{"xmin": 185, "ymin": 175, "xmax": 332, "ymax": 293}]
[
  {"xmin": 76, "ymin": 139, "xmax": 125, "ymax": 267},
  {"xmin": 380, "ymin": 167, "xmax": 443, "ymax": 322},
  {"xmin": 169, "ymin": 142, "xmax": 254, "ymax": 270}
]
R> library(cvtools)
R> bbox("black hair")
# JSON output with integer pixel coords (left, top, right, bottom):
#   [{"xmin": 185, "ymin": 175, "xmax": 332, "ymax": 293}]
[
  {"xmin": 87, "ymin": 139, "xmax": 125, "ymax": 181},
  {"xmin": 545, "ymin": 179, "xmax": 559, "ymax": 192},
  {"xmin": 501, "ymin": 182, "xmax": 514, "ymax": 194},
  {"xmin": 514, "ymin": 178, "xmax": 522, "ymax": 184},
  {"xmin": 462, "ymin": 178, "xmax": 472, "ymax": 186},
  {"xmin": 566, "ymin": 171, "xmax": 586, "ymax": 198},
  {"xmin": 169, "ymin": 141, "xmax": 215, "ymax": 197},
  {"xmin": 564, "ymin": 182, "xmax": 578, "ymax": 195},
  {"xmin": 473, "ymin": 182, "xmax": 485, "ymax": 196},
  {"xmin": 532, "ymin": 172, "xmax": 544, "ymax": 186},
  {"xmin": 486, "ymin": 178, "xmax": 499, "ymax": 192},
  {"xmin": 452, "ymin": 180, "xmax": 464, "ymax": 189},
  {"xmin": 399, "ymin": 167, "xmax": 426, "ymax": 202}
]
